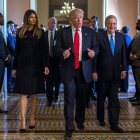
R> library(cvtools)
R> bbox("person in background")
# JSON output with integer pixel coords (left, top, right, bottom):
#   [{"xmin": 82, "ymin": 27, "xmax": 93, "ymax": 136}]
[
  {"xmin": 90, "ymin": 16, "xmax": 105, "ymax": 33},
  {"xmin": 0, "ymin": 13, "xmax": 11, "ymax": 113},
  {"xmin": 7, "ymin": 20, "xmax": 16, "ymax": 92},
  {"xmin": 83, "ymin": 17, "xmax": 90, "ymax": 27},
  {"xmin": 83, "ymin": 17, "xmax": 93, "ymax": 107},
  {"xmin": 12, "ymin": 9, "xmax": 49, "ymax": 131},
  {"xmin": 45, "ymin": 17, "xmax": 61, "ymax": 106},
  {"xmin": 54, "ymin": 8, "xmax": 98, "ymax": 140},
  {"xmin": 128, "ymin": 19, "xmax": 140, "ymax": 106},
  {"xmin": 120, "ymin": 26, "xmax": 132, "ymax": 93},
  {"xmin": 93, "ymin": 15, "xmax": 127, "ymax": 133},
  {"xmin": 40, "ymin": 24, "xmax": 47, "ymax": 31}
]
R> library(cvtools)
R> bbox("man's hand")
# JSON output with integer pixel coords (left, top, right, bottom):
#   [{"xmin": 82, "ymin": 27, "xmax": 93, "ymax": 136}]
[
  {"xmin": 63, "ymin": 48, "xmax": 71, "ymax": 59},
  {"xmin": 121, "ymin": 71, "xmax": 126, "ymax": 79},
  {"xmin": 92, "ymin": 72, "xmax": 98, "ymax": 81},
  {"xmin": 12, "ymin": 70, "xmax": 16, "ymax": 78},
  {"xmin": 87, "ymin": 48, "xmax": 95, "ymax": 58},
  {"xmin": 130, "ymin": 53, "xmax": 137, "ymax": 61},
  {"xmin": 44, "ymin": 67, "xmax": 49, "ymax": 75}
]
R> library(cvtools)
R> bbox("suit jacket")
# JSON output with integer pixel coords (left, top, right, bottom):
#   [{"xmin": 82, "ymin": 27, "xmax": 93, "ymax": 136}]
[
  {"xmin": 13, "ymin": 29, "xmax": 48, "ymax": 70},
  {"xmin": 0, "ymin": 31, "xmax": 6, "ymax": 61},
  {"xmin": 129, "ymin": 33, "xmax": 140, "ymax": 67},
  {"xmin": 54, "ymin": 26, "xmax": 98, "ymax": 83},
  {"xmin": 44, "ymin": 30, "xmax": 60, "ymax": 66},
  {"xmin": 7, "ymin": 33, "xmax": 15, "ymax": 56},
  {"xmin": 94, "ymin": 31, "xmax": 127, "ymax": 81}
]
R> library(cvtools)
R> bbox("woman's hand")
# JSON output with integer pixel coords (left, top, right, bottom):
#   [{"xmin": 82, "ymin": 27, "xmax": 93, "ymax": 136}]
[
  {"xmin": 12, "ymin": 70, "xmax": 17, "ymax": 78},
  {"xmin": 44, "ymin": 67, "xmax": 49, "ymax": 75}
]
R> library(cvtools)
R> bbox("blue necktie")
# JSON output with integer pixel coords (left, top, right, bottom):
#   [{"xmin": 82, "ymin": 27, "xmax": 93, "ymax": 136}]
[{"xmin": 110, "ymin": 35, "xmax": 115, "ymax": 56}]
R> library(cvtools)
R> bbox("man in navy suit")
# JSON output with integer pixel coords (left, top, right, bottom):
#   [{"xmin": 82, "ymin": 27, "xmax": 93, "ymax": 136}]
[
  {"xmin": 93, "ymin": 15, "xmax": 127, "ymax": 133},
  {"xmin": 54, "ymin": 8, "xmax": 98, "ymax": 140},
  {"xmin": 44, "ymin": 17, "xmax": 61, "ymax": 106}
]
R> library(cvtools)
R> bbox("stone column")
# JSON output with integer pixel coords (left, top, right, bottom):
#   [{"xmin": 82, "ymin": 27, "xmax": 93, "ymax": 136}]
[
  {"xmin": 30, "ymin": 0, "xmax": 37, "ymax": 11},
  {"xmin": 0, "ymin": 0, "xmax": 8, "ymax": 101}
]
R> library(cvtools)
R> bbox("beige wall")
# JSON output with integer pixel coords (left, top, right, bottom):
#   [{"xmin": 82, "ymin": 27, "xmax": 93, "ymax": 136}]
[
  {"xmin": 107, "ymin": 0, "xmax": 138, "ymax": 37},
  {"xmin": 6, "ymin": 0, "xmax": 138, "ymax": 37},
  {"xmin": 7, "ymin": 0, "xmax": 30, "ymax": 26},
  {"xmin": 88, "ymin": 0, "xmax": 103, "ymax": 27},
  {"xmin": 37, "ymin": 0, "xmax": 49, "ymax": 28}
]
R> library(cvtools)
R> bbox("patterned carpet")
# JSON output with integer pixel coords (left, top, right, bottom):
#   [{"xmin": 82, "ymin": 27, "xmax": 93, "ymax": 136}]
[{"xmin": 0, "ymin": 94, "xmax": 140, "ymax": 139}]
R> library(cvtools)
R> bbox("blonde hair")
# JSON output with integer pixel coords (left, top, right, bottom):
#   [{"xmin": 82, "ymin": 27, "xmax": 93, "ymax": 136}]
[
  {"xmin": 69, "ymin": 8, "xmax": 84, "ymax": 19},
  {"xmin": 18, "ymin": 9, "xmax": 42, "ymax": 39}
]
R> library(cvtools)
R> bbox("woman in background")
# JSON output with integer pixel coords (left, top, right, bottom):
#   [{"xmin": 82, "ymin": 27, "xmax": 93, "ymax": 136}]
[{"xmin": 12, "ymin": 9, "xmax": 49, "ymax": 131}]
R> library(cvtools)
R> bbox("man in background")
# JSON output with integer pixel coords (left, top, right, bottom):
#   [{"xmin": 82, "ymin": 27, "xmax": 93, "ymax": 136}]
[
  {"xmin": 0, "ymin": 13, "xmax": 10, "ymax": 113},
  {"xmin": 45, "ymin": 17, "xmax": 61, "ymax": 106}
]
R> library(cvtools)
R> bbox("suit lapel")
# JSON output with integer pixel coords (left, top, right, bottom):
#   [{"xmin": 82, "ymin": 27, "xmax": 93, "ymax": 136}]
[
  {"xmin": 81, "ymin": 27, "xmax": 87, "ymax": 50},
  {"xmin": 103, "ymin": 32, "xmax": 112, "ymax": 54},
  {"xmin": 67, "ymin": 26, "xmax": 74, "ymax": 52},
  {"xmin": 114, "ymin": 32, "xmax": 120, "ymax": 55}
]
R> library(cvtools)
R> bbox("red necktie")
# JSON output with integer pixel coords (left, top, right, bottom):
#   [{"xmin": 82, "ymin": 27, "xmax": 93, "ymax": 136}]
[{"xmin": 73, "ymin": 29, "xmax": 80, "ymax": 69}]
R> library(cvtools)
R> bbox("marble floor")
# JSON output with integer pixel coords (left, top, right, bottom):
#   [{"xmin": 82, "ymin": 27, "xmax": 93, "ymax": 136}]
[{"xmin": 0, "ymin": 69, "xmax": 140, "ymax": 140}]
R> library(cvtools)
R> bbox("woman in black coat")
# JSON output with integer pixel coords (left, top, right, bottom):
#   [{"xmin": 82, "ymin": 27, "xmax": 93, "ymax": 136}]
[{"xmin": 12, "ymin": 9, "xmax": 49, "ymax": 131}]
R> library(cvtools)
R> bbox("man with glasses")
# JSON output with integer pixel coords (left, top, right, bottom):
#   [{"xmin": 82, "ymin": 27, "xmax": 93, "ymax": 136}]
[{"xmin": 93, "ymin": 15, "xmax": 127, "ymax": 133}]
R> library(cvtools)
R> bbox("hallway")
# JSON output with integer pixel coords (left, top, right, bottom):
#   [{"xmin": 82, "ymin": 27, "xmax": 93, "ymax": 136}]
[
  {"xmin": 0, "ymin": 69, "xmax": 140, "ymax": 139},
  {"xmin": 0, "ymin": 92, "xmax": 140, "ymax": 139}
]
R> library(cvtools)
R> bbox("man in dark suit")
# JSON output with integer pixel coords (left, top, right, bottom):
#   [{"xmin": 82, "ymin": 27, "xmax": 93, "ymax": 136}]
[
  {"xmin": 54, "ymin": 8, "xmax": 98, "ymax": 140},
  {"xmin": 0, "ymin": 13, "xmax": 9, "ymax": 113},
  {"xmin": 7, "ymin": 20, "xmax": 16, "ymax": 92},
  {"xmin": 88, "ymin": 16, "xmax": 106, "ymax": 102},
  {"xmin": 45, "ymin": 17, "xmax": 61, "ymax": 106},
  {"xmin": 129, "ymin": 19, "xmax": 140, "ymax": 106},
  {"xmin": 93, "ymin": 15, "xmax": 127, "ymax": 133}
]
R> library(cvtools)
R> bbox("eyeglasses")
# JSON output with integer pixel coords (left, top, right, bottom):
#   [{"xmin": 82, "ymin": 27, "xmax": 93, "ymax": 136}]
[{"xmin": 107, "ymin": 22, "xmax": 117, "ymax": 25}]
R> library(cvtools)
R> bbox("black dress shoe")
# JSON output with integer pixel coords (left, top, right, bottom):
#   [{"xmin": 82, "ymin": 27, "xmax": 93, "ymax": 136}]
[
  {"xmin": 0, "ymin": 109, "xmax": 8, "ymax": 113},
  {"xmin": 91, "ymin": 96, "xmax": 97, "ymax": 101},
  {"xmin": 86, "ymin": 104, "xmax": 90, "ymax": 108},
  {"xmin": 110, "ymin": 125, "xmax": 124, "ymax": 133},
  {"xmin": 132, "ymin": 100, "xmax": 140, "ymax": 106},
  {"xmin": 99, "ymin": 120, "xmax": 105, "ymax": 127},
  {"xmin": 47, "ymin": 102, "xmax": 52, "ymax": 106},
  {"xmin": 129, "ymin": 97, "xmax": 138, "ymax": 102},
  {"xmin": 64, "ymin": 130, "xmax": 72, "ymax": 140},
  {"xmin": 77, "ymin": 123, "xmax": 85, "ymax": 131},
  {"xmin": 29, "ymin": 125, "xmax": 35, "ymax": 129}
]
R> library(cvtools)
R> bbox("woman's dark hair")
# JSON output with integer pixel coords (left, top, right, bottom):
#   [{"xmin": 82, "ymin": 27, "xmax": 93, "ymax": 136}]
[{"xmin": 18, "ymin": 9, "xmax": 42, "ymax": 39}]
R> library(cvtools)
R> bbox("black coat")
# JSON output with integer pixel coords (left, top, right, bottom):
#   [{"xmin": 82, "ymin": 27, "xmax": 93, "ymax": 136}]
[{"xmin": 13, "ymin": 30, "xmax": 49, "ymax": 94}]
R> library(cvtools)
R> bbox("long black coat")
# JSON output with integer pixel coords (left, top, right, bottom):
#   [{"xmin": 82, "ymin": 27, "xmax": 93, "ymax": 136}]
[{"xmin": 13, "ymin": 30, "xmax": 49, "ymax": 94}]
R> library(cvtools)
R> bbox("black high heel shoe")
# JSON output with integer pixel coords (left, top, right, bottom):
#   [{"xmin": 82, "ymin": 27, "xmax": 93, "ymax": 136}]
[
  {"xmin": 29, "ymin": 120, "xmax": 36, "ymax": 129},
  {"xmin": 20, "ymin": 128, "xmax": 26, "ymax": 132},
  {"xmin": 29, "ymin": 125, "xmax": 36, "ymax": 129}
]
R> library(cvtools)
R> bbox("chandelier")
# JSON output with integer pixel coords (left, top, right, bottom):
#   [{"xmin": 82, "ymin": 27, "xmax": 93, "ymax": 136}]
[{"xmin": 60, "ymin": 1, "xmax": 75, "ymax": 17}]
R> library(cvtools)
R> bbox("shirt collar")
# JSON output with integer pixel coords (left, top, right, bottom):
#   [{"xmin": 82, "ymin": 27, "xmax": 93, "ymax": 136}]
[
  {"xmin": 107, "ymin": 32, "xmax": 115, "ymax": 37},
  {"xmin": 72, "ymin": 26, "xmax": 81, "ymax": 32}
]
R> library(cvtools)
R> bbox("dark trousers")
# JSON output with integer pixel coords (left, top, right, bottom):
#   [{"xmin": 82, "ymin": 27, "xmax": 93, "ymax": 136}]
[
  {"xmin": 64, "ymin": 67, "xmax": 87, "ymax": 131},
  {"xmin": 97, "ymin": 80, "xmax": 120, "ymax": 125},
  {"xmin": 45, "ymin": 58, "xmax": 60, "ymax": 103},
  {"xmin": 120, "ymin": 71, "xmax": 128, "ymax": 92},
  {"xmin": 132, "ymin": 66, "xmax": 140, "ymax": 99},
  {"xmin": 0, "ymin": 60, "xmax": 5, "ymax": 91}
]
